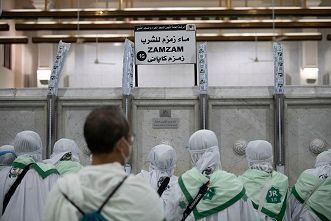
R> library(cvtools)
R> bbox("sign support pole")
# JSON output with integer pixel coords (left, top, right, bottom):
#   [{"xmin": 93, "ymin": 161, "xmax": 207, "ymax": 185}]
[
  {"xmin": 135, "ymin": 64, "xmax": 138, "ymax": 87},
  {"xmin": 47, "ymin": 94, "xmax": 57, "ymax": 158},
  {"xmin": 194, "ymin": 63, "xmax": 198, "ymax": 86}
]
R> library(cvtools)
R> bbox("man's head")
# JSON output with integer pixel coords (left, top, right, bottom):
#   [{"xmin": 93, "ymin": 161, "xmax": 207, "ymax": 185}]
[
  {"xmin": 84, "ymin": 106, "xmax": 132, "ymax": 165},
  {"xmin": 14, "ymin": 130, "xmax": 43, "ymax": 161}
]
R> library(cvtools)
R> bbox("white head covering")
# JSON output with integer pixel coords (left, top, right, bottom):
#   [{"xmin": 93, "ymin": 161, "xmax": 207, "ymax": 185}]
[
  {"xmin": 308, "ymin": 149, "xmax": 331, "ymax": 180},
  {"xmin": 45, "ymin": 138, "xmax": 80, "ymax": 164},
  {"xmin": 14, "ymin": 130, "xmax": 43, "ymax": 162},
  {"xmin": 141, "ymin": 144, "xmax": 177, "ymax": 190},
  {"xmin": 246, "ymin": 140, "xmax": 273, "ymax": 172},
  {"xmin": 188, "ymin": 129, "xmax": 221, "ymax": 174},
  {"xmin": 0, "ymin": 145, "xmax": 16, "ymax": 166},
  {"xmin": 315, "ymin": 149, "xmax": 331, "ymax": 167},
  {"xmin": 147, "ymin": 144, "xmax": 177, "ymax": 176}
]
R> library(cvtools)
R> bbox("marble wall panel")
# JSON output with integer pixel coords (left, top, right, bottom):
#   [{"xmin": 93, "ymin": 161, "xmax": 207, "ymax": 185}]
[
  {"xmin": 132, "ymin": 100, "xmax": 199, "ymax": 175},
  {"xmin": 286, "ymin": 100, "xmax": 331, "ymax": 185},
  {"xmin": 210, "ymin": 99, "xmax": 274, "ymax": 176},
  {"xmin": 0, "ymin": 101, "xmax": 47, "ymax": 157}
]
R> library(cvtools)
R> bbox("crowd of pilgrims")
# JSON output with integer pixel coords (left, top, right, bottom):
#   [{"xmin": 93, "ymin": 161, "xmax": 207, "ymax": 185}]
[{"xmin": 0, "ymin": 106, "xmax": 330, "ymax": 221}]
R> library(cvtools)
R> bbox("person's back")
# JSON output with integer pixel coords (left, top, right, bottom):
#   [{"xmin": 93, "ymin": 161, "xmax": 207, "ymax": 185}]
[
  {"xmin": 45, "ymin": 162, "xmax": 164, "ymax": 220},
  {"xmin": 165, "ymin": 130, "xmax": 255, "ymax": 221},
  {"xmin": 290, "ymin": 149, "xmax": 331, "ymax": 221},
  {"xmin": 239, "ymin": 140, "xmax": 289, "ymax": 221},
  {"xmin": 1, "ymin": 164, "xmax": 59, "ymax": 221},
  {"xmin": 137, "ymin": 143, "xmax": 178, "ymax": 206},
  {"xmin": 44, "ymin": 106, "xmax": 165, "ymax": 221},
  {"xmin": 0, "ymin": 131, "xmax": 59, "ymax": 221}
]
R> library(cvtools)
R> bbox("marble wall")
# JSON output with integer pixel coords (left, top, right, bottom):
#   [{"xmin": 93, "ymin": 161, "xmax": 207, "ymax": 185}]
[
  {"xmin": 0, "ymin": 86, "xmax": 330, "ymax": 185},
  {"xmin": 56, "ymin": 88, "xmax": 123, "ymax": 165},
  {"xmin": 132, "ymin": 99, "xmax": 199, "ymax": 175},
  {"xmin": 57, "ymin": 101, "xmax": 122, "ymax": 165},
  {"xmin": 209, "ymin": 98, "xmax": 274, "ymax": 176},
  {"xmin": 0, "ymin": 96, "xmax": 47, "ymax": 157},
  {"xmin": 131, "ymin": 88, "xmax": 199, "ymax": 175},
  {"xmin": 285, "ymin": 98, "xmax": 331, "ymax": 185}
]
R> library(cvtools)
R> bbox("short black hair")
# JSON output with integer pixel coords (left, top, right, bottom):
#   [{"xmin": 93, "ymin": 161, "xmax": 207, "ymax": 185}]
[{"xmin": 83, "ymin": 106, "xmax": 129, "ymax": 154}]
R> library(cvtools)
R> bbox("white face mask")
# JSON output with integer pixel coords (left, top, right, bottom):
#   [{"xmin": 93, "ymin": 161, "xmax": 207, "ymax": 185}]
[{"xmin": 120, "ymin": 138, "xmax": 133, "ymax": 164}]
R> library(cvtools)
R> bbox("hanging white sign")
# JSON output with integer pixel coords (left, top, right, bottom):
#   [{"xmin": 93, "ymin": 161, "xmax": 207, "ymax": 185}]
[
  {"xmin": 48, "ymin": 41, "xmax": 71, "ymax": 96},
  {"xmin": 122, "ymin": 39, "xmax": 135, "ymax": 96},
  {"xmin": 198, "ymin": 43, "xmax": 208, "ymax": 94},
  {"xmin": 134, "ymin": 24, "xmax": 196, "ymax": 65},
  {"xmin": 273, "ymin": 42, "xmax": 284, "ymax": 94}
]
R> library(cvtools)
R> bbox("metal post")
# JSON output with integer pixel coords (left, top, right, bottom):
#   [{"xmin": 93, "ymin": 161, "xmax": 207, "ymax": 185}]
[
  {"xmin": 194, "ymin": 64, "xmax": 197, "ymax": 86},
  {"xmin": 274, "ymin": 94, "xmax": 285, "ymax": 172},
  {"xmin": 199, "ymin": 94, "xmax": 208, "ymax": 129},
  {"xmin": 122, "ymin": 95, "xmax": 132, "ymax": 122},
  {"xmin": 123, "ymin": 94, "xmax": 133, "ymax": 174},
  {"xmin": 135, "ymin": 65, "xmax": 138, "ymax": 87},
  {"xmin": 226, "ymin": 0, "xmax": 232, "ymax": 8},
  {"xmin": 119, "ymin": 0, "xmax": 123, "ymax": 9},
  {"xmin": 47, "ymin": 94, "xmax": 57, "ymax": 158}
]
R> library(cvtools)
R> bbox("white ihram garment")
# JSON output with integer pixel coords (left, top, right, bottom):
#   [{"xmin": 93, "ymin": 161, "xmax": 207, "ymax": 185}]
[
  {"xmin": 165, "ymin": 130, "xmax": 256, "ymax": 221},
  {"xmin": 137, "ymin": 144, "xmax": 178, "ymax": 206},
  {"xmin": 290, "ymin": 149, "xmax": 331, "ymax": 221},
  {"xmin": 44, "ymin": 162, "xmax": 165, "ymax": 221},
  {"xmin": 0, "ymin": 164, "xmax": 59, "ymax": 221}
]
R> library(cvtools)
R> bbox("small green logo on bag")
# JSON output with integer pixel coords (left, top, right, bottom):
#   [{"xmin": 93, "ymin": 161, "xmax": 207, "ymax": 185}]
[
  {"xmin": 203, "ymin": 187, "xmax": 216, "ymax": 200},
  {"xmin": 266, "ymin": 186, "xmax": 282, "ymax": 203}
]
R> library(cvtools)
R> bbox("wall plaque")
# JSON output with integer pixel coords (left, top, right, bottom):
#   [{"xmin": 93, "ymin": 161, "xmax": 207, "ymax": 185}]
[{"xmin": 153, "ymin": 118, "xmax": 179, "ymax": 129}]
